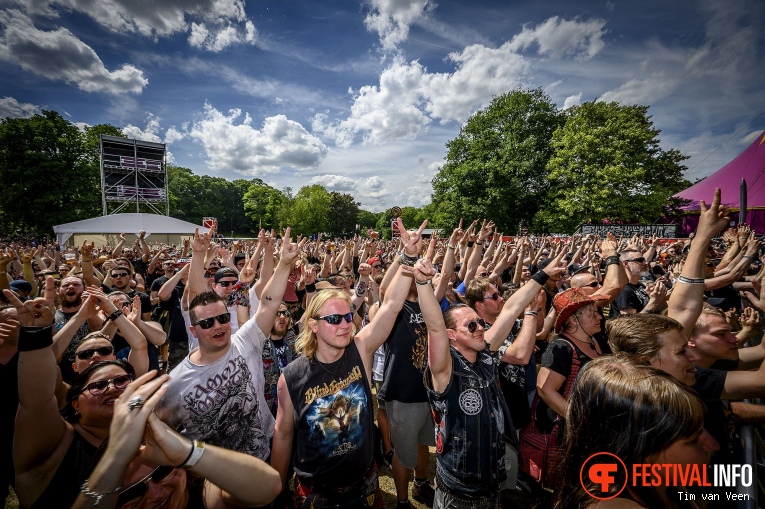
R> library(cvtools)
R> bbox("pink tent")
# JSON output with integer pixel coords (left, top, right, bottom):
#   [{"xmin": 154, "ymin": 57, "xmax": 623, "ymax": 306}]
[{"xmin": 674, "ymin": 131, "xmax": 765, "ymax": 235}]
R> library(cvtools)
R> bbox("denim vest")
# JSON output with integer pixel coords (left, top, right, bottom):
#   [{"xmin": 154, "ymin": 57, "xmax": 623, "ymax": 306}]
[{"xmin": 426, "ymin": 345, "xmax": 506, "ymax": 497}]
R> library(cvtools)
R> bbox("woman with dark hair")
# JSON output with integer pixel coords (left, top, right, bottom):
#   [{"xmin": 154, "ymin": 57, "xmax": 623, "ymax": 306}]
[
  {"xmin": 555, "ymin": 355, "xmax": 718, "ymax": 509},
  {"xmin": 4, "ymin": 279, "xmax": 143, "ymax": 508}
]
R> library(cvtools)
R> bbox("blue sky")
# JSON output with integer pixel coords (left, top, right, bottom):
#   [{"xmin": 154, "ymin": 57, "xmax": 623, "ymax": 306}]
[{"xmin": 1, "ymin": 0, "xmax": 763, "ymax": 212}]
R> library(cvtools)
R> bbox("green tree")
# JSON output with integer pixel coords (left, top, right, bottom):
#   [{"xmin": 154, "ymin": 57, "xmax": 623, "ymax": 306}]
[
  {"xmin": 288, "ymin": 185, "xmax": 331, "ymax": 236},
  {"xmin": 243, "ymin": 179, "xmax": 285, "ymax": 231},
  {"xmin": 327, "ymin": 192, "xmax": 360, "ymax": 237},
  {"xmin": 535, "ymin": 101, "xmax": 691, "ymax": 232},
  {"xmin": 357, "ymin": 210, "xmax": 379, "ymax": 232},
  {"xmin": 0, "ymin": 111, "xmax": 101, "ymax": 236},
  {"xmin": 167, "ymin": 165, "xmax": 203, "ymax": 222},
  {"xmin": 430, "ymin": 88, "xmax": 564, "ymax": 231}
]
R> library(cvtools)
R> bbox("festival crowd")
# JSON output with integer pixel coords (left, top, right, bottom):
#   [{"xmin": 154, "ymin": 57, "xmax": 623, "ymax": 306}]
[{"xmin": 1, "ymin": 188, "xmax": 764, "ymax": 509}]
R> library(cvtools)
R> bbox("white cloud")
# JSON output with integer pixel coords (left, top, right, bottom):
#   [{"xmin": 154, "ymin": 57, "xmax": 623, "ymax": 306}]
[
  {"xmin": 0, "ymin": 95, "xmax": 39, "ymax": 118},
  {"xmin": 0, "ymin": 9, "xmax": 147, "ymax": 94},
  {"xmin": 309, "ymin": 174, "xmax": 357, "ymax": 191},
  {"xmin": 562, "ymin": 93, "xmax": 582, "ymax": 109},
  {"xmin": 164, "ymin": 126, "xmax": 185, "ymax": 144},
  {"xmin": 9, "ymin": 0, "xmax": 256, "ymax": 51},
  {"xmin": 598, "ymin": 73, "xmax": 681, "ymax": 105},
  {"xmin": 363, "ymin": 0, "xmax": 433, "ymax": 52},
  {"xmin": 189, "ymin": 102, "xmax": 328, "ymax": 175},
  {"xmin": 123, "ymin": 114, "xmax": 162, "ymax": 143},
  {"xmin": 508, "ymin": 16, "xmax": 607, "ymax": 60},
  {"xmin": 740, "ymin": 130, "xmax": 765, "ymax": 145},
  {"xmin": 188, "ymin": 21, "xmax": 256, "ymax": 51}
]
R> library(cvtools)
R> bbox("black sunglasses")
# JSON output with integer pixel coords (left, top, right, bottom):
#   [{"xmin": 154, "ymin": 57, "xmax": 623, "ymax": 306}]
[
  {"xmin": 464, "ymin": 318, "xmax": 487, "ymax": 333},
  {"xmin": 216, "ymin": 280, "xmax": 238, "ymax": 287},
  {"xmin": 372, "ymin": 264, "xmax": 382, "ymax": 269},
  {"xmin": 483, "ymin": 292, "xmax": 499, "ymax": 301},
  {"xmin": 478, "ymin": 272, "xmax": 490, "ymax": 278},
  {"xmin": 625, "ymin": 257, "xmax": 646, "ymax": 263},
  {"xmin": 81, "ymin": 374, "xmax": 133, "ymax": 396},
  {"xmin": 111, "ymin": 272, "xmax": 130, "ymax": 278},
  {"xmin": 76, "ymin": 345, "xmax": 114, "ymax": 360},
  {"xmin": 117, "ymin": 465, "xmax": 177, "ymax": 506},
  {"xmin": 584, "ymin": 281, "xmax": 600, "ymax": 288},
  {"xmin": 276, "ymin": 310, "xmax": 291, "ymax": 318},
  {"xmin": 193, "ymin": 312, "xmax": 231, "ymax": 329},
  {"xmin": 316, "ymin": 313, "xmax": 354, "ymax": 325}
]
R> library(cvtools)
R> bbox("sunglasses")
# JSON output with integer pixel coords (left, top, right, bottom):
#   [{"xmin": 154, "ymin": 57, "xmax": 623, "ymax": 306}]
[
  {"xmin": 276, "ymin": 310, "xmax": 292, "ymax": 318},
  {"xmin": 372, "ymin": 264, "xmax": 382, "ymax": 269},
  {"xmin": 111, "ymin": 272, "xmax": 130, "ymax": 278},
  {"xmin": 584, "ymin": 281, "xmax": 600, "ymax": 288},
  {"xmin": 316, "ymin": 313, "xmax": 354, "ymax": 325},
  {"xmin": 76, "ymin": 345, "xmax": 114, "ymax": 360},
  {"xmin": 204, "ymin": 272, "xmax": 214, "ymax": 278},
  {"xmin": 483, "ymin": 292, "xmax": 500, "ymax": 301},
  {"xmin": 193, "ymin": 312, "xmax": 231, "ymax": 329},
  {"xmin": 81, "ymin": 374, "xmax": 133, "ymax": 396},
  {"xmin": 625, "ymin": 257, "xmax": 646, "ymax": 264},
  {"xmin": 342, "ymin": 274, "xmax": 355, "ymax": 279},
  {"xmin": 216, "ymin": 280, "xmax": 238, "ymax": 287},
  {"xmin": 117, "ymin": 465, "xmax": 177, "ymax": 507},
  {"xmin": 478, "ymin": 272, "xmax": 490, "ymax": 278},
  {"xmin": 463, "ymin": 318, "xmax": 487, "ymax": 333}
]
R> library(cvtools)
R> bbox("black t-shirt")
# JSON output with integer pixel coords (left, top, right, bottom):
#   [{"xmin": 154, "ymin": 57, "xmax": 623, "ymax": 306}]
[
  {"xmin": 536, "ymin": 337, "xmax": 597, "ymax": 433},
  {"xmin": 692, "ymin": 367, "xmax": 727, "ymax": 400},
  {"xmin": 282, "ymin": 341, "xmax": 375, "ymax": 486},
  {"xmin": 112, "ymin": 332, "xmax": 160, "ymax": 372},
  {"xmin": 155, "ymin": 283, "xmax": 188, "ymax": 344},
  {"xmin": 0, "ymin": 352, "xmax": 19, "ymax": 486},
  {"xmin": 610, "ymin": 282, "xmax": 649, "ymax": 317},
  {"xmin": 704, "ymin": 284, "xmax": 741, "ymax": 312},
  {"xmin": 379, "ymin": 300, "xmax": 427, "ymax": 403}
]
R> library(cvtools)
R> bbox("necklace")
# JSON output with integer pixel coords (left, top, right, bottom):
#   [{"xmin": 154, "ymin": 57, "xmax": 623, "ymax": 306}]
[
  {"xmin": 313, "ymin": 354, "xmax": 346, "ymax": 381},
  {"xmin": 566, "ymin": 333, "xmax": 601, "ymax": 355}
]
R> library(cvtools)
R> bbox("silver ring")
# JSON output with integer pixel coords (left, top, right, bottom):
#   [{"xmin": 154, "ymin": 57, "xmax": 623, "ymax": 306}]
[{"xmin": 127, "ymin": 395, "xmax": 145, "ymax": 412}]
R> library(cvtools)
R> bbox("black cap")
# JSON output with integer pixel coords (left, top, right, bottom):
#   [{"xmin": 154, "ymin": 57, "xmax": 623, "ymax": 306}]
[
  {"xmin": 567, "ymin": 264, "xmax": 590, "ymax": 277},
  {"xmin": 214, "ymin": 267, "xmax": 238, "ymax": 283}
]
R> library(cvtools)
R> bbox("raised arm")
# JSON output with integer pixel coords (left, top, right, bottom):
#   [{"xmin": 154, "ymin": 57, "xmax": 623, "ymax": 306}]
[
  {"xmin": 357, "ymin": 219, "xmax": 427, "ymax": 357},
  {"xmin": 592, "ymin": 233, "xmax": 627, "ymax": 303},
  {"xmin": 255, "ymin": 229, "xmax": 305, "ymax": 334},
  {"xmin": 187, "ymin": 226, "xmax": 214, "ymax": 303},
  {"xmin": 486, "ymin": 247, "xmax": 567, "ymax": 352},
  {"xmin": 4, "ymin": 279, "xmax": 71, "ymax": 495},
  {"xmin": 668, "ymin": 188, "xmax": 730, "ymax": 337}
]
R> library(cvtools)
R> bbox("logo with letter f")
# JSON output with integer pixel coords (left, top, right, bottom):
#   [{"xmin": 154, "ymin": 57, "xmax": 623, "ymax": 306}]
[{"xmin": 580, "ymin": 452, "xmax": 628, "ymax": 501}]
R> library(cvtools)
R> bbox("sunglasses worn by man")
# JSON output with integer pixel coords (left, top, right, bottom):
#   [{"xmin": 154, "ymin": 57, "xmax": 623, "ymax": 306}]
[
  {"xmin": 193, "ymin": 312, "xmax": 231, "ymax": 330},
  {"xmin": 76, "ymin": 346, "xmax": 114, "ymax": 360}
]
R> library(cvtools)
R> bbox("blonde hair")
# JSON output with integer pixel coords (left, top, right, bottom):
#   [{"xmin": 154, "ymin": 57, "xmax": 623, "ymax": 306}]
[
  {"xmin": 295, "ymin": 289, "xmax": 355, "ymax": 359},
  {"xmin": 691, "ymin": 304, "xmax": 726, "ymax": 338}
]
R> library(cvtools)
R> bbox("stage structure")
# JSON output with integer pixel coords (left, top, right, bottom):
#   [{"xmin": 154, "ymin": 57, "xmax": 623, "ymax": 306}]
[{"xmin": 100, "ymin": 135, "xmax": 168, "ymax": 215}]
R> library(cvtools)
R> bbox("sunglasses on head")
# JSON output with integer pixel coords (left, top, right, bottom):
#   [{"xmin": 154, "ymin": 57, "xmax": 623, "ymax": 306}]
[
  {"xmin": 217, "ymin": 280, "xmax": 238, "ymax": 287},
  {"xmin": 81, "ymin": 373, "xmax": 133, "ymax": 396},
  {"xmin": 626, "ymin": 257, "xmax": 646, "ymax": 264},
  {"xmin": 193, "ymin": 312, "xmax": 231, "ymax": 329},
  {"xmin": 483, "ymin": 292, "xmax": 499, "ymax": 301},
  {"xmin": 111, "ymin": 272, "xmax": 130, "ymax": 278},
  {"xmin": 464, "ymin": 318, "xmax": 487, "ymax": 333},
  {"xmin": 276, "ymin": 310, "xmax": 291, "ymax": 318},
  {"xmin": 117, "ymin": 465, "xmax": 177, "ymax": 507},
  {"xmin": 316, "ymin": 313, "xmax": 354, "ymax": 325},
  {"xmin": 76, "ymin": 345, "xmax": 114, "ymax": 360}
]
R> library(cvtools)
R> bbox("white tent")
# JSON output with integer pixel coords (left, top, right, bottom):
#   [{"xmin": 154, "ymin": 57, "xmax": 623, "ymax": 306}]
[{"xmin": 53, "ymin": 213, "xmax": 205, "ymax": 246}]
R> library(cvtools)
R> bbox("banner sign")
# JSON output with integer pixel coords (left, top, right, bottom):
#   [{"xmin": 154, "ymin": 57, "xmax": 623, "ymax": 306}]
[{"xmin": 578, "ymin": 224, "xmax": 678, "ymax": 237}]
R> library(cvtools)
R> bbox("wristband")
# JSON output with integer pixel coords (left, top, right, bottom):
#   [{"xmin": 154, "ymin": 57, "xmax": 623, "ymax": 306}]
[
  {"xmin": 182, "ymin": 440, "xmax": 205, "ymax": 469},
  {"xmin": 475, "ymin": 241, "xmax": 484, "ymax": 245},
  {"xmin": 467, "ymin": 241, "xmax": 475, "ymax": 248},
  {"xmin": 55, "ymin": 246, "xmax": 61, "ymax": 251},
  {"xmin": 604, "ymin": 256, "xmax": 621, "ymax": 266},
  {"xmin": 531, "ymin": 271, "xmax": 550, "ymax": 286},
  {"xmin": 447, "ymin": 245, "xmax": 456, "ymax": 251},
  {"xmin": 743, "ymin": 255, "xmax": 755, "ymax": 260},
  {"xmin": 17, "ymin": 325, "xmax": 54, "ymax": 352},
  {"xmin": 415, "ymin": 279, "xmax": 432, "ymax": 286},
  {"xmin": 399, "ymin": 252, "xmax": 418, "ymax": 267},
  {"xmin": 80, "ymin": 479, "xmax": 122, "ymax": 506},
  {"xmin": 104, "ymin": 309, "xmax": 123, "ymax": 323},
  {"xmin": 305, "ymin": 283, "xmax": 317, "ymax": 293},
  {"xmin": 677, "ymin": 275, "xmax": 705, "ymax": 285},
  {"xmin": 524, "ymin": 311, "xmax": 538, "ymax": 316}
]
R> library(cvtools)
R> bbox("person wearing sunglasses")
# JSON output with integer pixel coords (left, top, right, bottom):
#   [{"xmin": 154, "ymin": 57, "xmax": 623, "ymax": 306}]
[
  {"xmin": 609, "ymin": 249, "xmax": 667, "ymax": 317},
  {"xmin": 271, "ymin": 218, "xmax": 424, "ymax": 509},
  {"xmin": 406, "ymin": 250, "xmax": 567, "ymax": 507},
  {"xmin": 210, "ymin": 267, "xmax": 245, "ymax": 334},
  {"xmin": 72, "ymin": 371, "xmax": 281, "ymax": 509},
  {"xmin": 262, "ymin": 303, "xmax": 299, "ymax": 417},
  {"xmin": 156, "ymin": 227, "xmax": 306, "ymax": 462}
]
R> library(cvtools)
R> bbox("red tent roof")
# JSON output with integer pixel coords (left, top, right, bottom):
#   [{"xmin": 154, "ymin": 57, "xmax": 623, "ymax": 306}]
[{"xmin": 676, "ymin": 131, "xmax": 765, "ymax": 209}]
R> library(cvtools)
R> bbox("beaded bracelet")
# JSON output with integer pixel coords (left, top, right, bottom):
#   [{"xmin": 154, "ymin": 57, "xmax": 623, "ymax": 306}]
[
  {"xmin": 104, "ymin": 309, "xmax": 124, "ymax": 323},
  {"xmin": 415, "ymin": 279, "xmax": 432, "ymax": 286}
]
